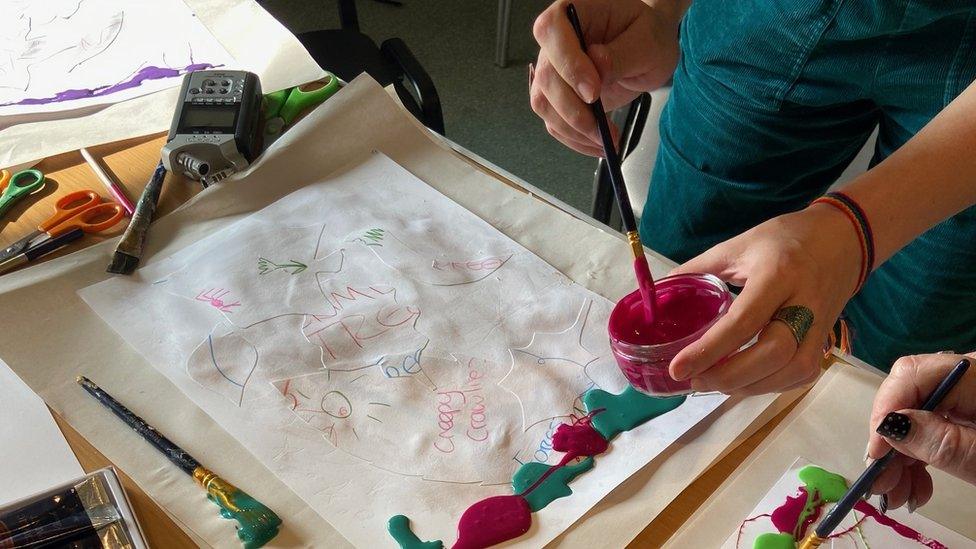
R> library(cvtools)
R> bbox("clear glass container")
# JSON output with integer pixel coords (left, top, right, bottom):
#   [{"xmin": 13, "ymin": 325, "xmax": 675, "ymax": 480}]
[{"xmin": 608, "ymin": 273, "xmax": 732, "ymax": 396}]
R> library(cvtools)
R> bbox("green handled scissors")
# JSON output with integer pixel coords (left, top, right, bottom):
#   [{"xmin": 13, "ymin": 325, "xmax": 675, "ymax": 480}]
[
  {"xmin": 263, "ymin": 73, "xmax": 342, "ymax": 145},
  {"xmin": 0, "ymin": 169, "xmax": 46, "ymax": 219}
]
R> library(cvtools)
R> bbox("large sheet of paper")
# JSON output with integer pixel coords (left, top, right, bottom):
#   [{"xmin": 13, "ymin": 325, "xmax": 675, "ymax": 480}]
[
  {"xmin": 79, "ymin": 152, "xmax": 727, "ymax": 546},
  {"xmin": 725, "ymin": 457, "xmax": 974, "ymax": 548},
  {"xmin": 667, "ymin": 365, "xmax": 976, "ymax": 547},
  {"xmin": 0, "ymin": 0, "xmax": 324, "ymax": 168},
  {"xmin": 0, "ymin": 76, "xmax": 788, "ymax": 547},
  {"xmin": 0, "ymin": 0, "xmax": 233, "ymax": 118},
  {"xmin": 0, "ymin": 358, "xmax": 84, "ymax": 506}
]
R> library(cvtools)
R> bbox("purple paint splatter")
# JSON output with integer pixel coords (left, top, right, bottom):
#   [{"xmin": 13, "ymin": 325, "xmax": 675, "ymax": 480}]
[{"xmin": 1, "ymin": 62, "xmax": 220, "ymax": 107}]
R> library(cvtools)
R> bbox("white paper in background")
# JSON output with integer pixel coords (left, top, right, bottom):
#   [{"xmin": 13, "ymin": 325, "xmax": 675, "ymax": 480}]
[
  {"xmin": 80, "ymin": 152, "xmax": 727, "ymax": 546},
  {"xmin": 0, "ymin": 0, "xmax": 234, "ymax": 119},
  {"xmin": 0, "ymin": 0, "xmax": 325, "ymax": 169},
  {"xmin": 0, "ymin": 358, "xmax": 84, "ymax": 506},
  {"xmin": 724, "ymin": 457, "xmax": 975, "ymax": 549}
]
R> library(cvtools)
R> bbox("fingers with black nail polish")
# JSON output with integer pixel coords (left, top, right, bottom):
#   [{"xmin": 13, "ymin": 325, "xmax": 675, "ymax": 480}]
[{"xmin": 877, "ymin": 412, "xmax": 912, "ymax": 441}]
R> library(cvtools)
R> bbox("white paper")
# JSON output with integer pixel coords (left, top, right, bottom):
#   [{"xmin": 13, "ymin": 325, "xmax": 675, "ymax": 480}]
[
  {"xmin": 0, "ymin": 0, "xmax": 233, "ymax": 119},
  {"xmin": 724, "ymin": 457, "xmax": 974, "ymax": 548},
  {"xmin": 0, "ymin": 357, "xmax": 84, "ymax": 506},
  {"xmin": 80, "ymin": 152, "xmax": 727, "ymax": 546},
  {"xmin": 0, "ymin": 76, "xmax": 790, "ymax": 547},
  {"xmin": 0, "ymin": 0, "xmax": 325, "ymax": 169}
]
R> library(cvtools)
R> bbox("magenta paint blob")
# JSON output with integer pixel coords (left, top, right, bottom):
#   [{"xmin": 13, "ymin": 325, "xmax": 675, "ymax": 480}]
[
  {"xmin": 608, "ymin": 273, "xmax": 731, "ymax": 396},
  {"xmin": 851, "ymin": 500, "xmax": 948, "ymax": 549},
  {"xmin": 551, "ymin": 418, "xmax": 608, "ymax": 458},
  {"xmin": 452, "ymin": 495, "xmax": 531, "ymax": 549}
]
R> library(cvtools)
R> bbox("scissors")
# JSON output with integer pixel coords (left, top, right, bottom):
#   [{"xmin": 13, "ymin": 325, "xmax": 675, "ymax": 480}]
[
  {"xmin": 0, "ymin": 190, "xmax": 125, "ymax": 262},
  {"xmin": 0, "ymin": 169, "xmax": 46, "ymax": 219},
  {"xmin": 263, "ymin": 74, "xmax": 341, "ymax": 145}
]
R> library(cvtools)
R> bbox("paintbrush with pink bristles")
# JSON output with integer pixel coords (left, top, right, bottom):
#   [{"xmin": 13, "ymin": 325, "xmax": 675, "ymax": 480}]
[{"xmin": 565, "ymin": 3, "xmax": 657, "ymax": 324}]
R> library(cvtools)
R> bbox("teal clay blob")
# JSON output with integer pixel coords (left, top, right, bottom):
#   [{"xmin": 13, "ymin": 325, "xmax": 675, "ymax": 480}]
[
  {"xmin": 511, "ymin": 457, "xmax": 595, "ymax": 512},
  {"xmin": 798, "ymin": 466, "xmax": 848, "ymax": 503},
  {"xmin": 753, "ymin": 532, "xmax": 798, "ymax": 549},
  {"xmin": 387, "ymin": 515, "xmax": 444, "ymax": 549},
  {"xmin": 195, "ymin": 470, "xmax": 281, "ymax": 549},
  {"xmin": 582, "ymin": 386, "xmax": 687, "ymax": 440}
]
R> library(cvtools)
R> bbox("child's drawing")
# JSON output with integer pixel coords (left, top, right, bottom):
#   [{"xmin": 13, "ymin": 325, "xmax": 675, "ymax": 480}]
[
  {"xmin": 272, "ymin": 351, "xmax": 563, "ymax": 484},
  {"xmin": 195, "ymin": 288, "xmax": 240, "ymax": 313},
  {"xmin": 501, "ymin": 299, "xmax": 607, "ymax": 430},
  {"xmin": 0, "ymin": 0, "xmax": 233, "ymax": 117},
  {"xmin": 258, "ymin": 258, "xmax": 308, "ymax": 275},
  {"xmin": 79, "ymin": 153, "xmax": 731, "ymax": 547}
]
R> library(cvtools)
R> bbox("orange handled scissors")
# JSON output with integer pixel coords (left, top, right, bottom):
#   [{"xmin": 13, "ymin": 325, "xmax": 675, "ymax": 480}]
[{"xmin": 0, "ymin": 190, "xmax": 125, "ymax": 261}]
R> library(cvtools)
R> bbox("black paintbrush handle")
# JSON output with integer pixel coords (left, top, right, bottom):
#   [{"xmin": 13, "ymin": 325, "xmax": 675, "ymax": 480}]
[
  {"xmin": 815, "ymin": 358, "xmax": 971, "ymax": 538},
  {"xmin": 565, "ymin": 4, "xmax": 639, "ymax": 234},
  {"xmin": 77, "ymin": 376, "xmax": 200, "ymax": 475}
]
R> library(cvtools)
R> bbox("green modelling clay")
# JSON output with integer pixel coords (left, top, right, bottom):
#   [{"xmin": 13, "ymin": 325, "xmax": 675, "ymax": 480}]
[
  {"xmin": 582, "ymin": 386, "xmax": 687, "ymax": 440},
  {"xmin": 798, "ymin": 466, "xmax": 848, "ymax": 502},
  {"xmin": 387, "ymin": 515, "xmax": 444, "ymax": 549},
  {"xmin": 511, "ymin": 457, "xmax": 595, "ymax": 512},
  {"xmin": 753, "ymin": 532, "xmax": 798, "ymax": 549},
  {"xmin": 207, "ymin": 488, "xmax": 282, "ymax": 549}
]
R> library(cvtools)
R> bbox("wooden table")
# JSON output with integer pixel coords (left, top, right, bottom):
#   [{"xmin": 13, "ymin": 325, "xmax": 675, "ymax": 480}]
[{"xmin": 2, "ymin": 135, "xmax": 806, "ymax": 548}]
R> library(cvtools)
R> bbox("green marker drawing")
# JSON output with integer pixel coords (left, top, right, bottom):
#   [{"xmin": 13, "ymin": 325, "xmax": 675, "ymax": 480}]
[
  {"xmin": 359, "ymin": 228, "xmax": 385, "ymax": 246},
  {"xmin": 257, "ymin": 257, "xmax": 308, "ymax": 275}
]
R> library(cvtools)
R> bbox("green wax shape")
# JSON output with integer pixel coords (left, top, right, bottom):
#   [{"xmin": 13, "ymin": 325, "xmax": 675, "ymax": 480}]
[
  {"xmin": 511, "ymin": 457, "xmax": 595, "ymax": 512},
  {"xmin": 798, "ymin": 466, "xmax": 848, "ymax": 502},
  {"xmin": 387, "ymin": 515, "xmax": 444, "ymax": 549},
  {"xmin": 582, "ymin": 386, "xmax": 687, "ymax": 440},
  {"xmin": 209, "ymin": 489, "xmax": 282, "ymax": 549},
  {"xmin": 753, "ymin": 532, "xmax": 798, "ymax": 549}
]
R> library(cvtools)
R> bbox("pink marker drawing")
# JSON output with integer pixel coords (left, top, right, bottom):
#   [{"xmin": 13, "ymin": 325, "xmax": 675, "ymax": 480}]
[{"xmin": 195, "ymin": 288, "xmax": 241, "ymax": 313}]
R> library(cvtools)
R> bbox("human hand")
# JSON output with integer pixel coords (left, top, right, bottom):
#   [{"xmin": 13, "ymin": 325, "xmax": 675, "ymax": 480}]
[
  {"xmin": 529, "ymin": 0, "xmax": 681, "ymax": 156},
  {"xmin": 867, "ymin": 353, "xmax": 976, "ymax": 511},
  {"xmin": 666, "ymin": 204, "xmax": 864, "ymax": 395}
]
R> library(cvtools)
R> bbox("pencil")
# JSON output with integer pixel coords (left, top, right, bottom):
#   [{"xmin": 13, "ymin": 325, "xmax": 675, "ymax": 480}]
[
  {"xmin": 77, "ymin": 376, "xmax": 282, "ymax": 548},
  {"xmin": 80, "ymin": 147, "xmax": 135, "ymax": 216},
  {"xmin": 798, "ymin": 358, "xmax": 972, "ymax": 548}
]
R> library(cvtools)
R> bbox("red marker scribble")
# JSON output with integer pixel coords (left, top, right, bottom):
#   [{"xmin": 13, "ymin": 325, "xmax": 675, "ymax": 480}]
[{"xmin": 195, "ymin": 288, "xmax": 241, "ymax": 313}]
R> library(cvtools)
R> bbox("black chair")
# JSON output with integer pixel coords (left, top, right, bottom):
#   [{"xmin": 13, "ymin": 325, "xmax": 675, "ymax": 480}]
[
  {"xmin": 590, "ymin": 92, "xmax": 652, "ymax": 228},
  {"xmin": 290, "ymin": 0, "xmax": 445, "ymax": 135}
]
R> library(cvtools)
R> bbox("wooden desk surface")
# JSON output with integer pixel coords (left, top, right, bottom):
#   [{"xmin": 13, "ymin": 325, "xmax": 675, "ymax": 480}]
[{"xmin": 4, "ymin": 136, "xmax": 803, "ymax": 548}]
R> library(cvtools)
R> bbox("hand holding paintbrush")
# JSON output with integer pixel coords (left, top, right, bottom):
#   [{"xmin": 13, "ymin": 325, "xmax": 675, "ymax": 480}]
[
  {"xmin": 799, "ymin": 357, "xmax": 972, "ymax": 548},
  {"xmin": 564, "ymin": 3, "xmax": 657, "ymax": 323}
]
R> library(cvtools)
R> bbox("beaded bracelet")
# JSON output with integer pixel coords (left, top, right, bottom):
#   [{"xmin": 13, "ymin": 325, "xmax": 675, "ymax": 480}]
[{"xmin": 811, "ymin": 191, "xmax": 875, "ymax": 293}]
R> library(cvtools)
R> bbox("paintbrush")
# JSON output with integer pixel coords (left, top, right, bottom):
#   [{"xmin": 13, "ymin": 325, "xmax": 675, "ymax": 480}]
[
  {"xmin": 565, "ymin": 3, "xmax": 656, "ymax": 322},
  {"xmin": 798, "ymin": 358, "xmax": 971, "ymax": 548},
  {"xmin": 77, "ymin": 376, "xmax": 282, "ymax": 548},
  {"xmin": 106, "ymin": 160, "xmax": 166, "ymax": 275}
]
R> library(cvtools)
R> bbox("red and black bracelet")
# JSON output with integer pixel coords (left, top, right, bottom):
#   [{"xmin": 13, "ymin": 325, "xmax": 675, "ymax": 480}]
[{"xmin": 811, "ymin": 191, "xmax": 875, "ymax": 293}]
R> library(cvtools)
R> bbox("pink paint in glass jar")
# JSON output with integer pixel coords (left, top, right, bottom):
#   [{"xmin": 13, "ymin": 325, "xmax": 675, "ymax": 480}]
[{"xmin": 608, "ymin": 273, "xmax": 732, "ymax": 396}]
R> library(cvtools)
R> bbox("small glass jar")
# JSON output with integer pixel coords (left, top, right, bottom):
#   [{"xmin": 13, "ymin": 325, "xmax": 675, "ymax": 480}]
[{"xmin": 608, "ymin": 273, "xmax": 732, "ymax": 396}]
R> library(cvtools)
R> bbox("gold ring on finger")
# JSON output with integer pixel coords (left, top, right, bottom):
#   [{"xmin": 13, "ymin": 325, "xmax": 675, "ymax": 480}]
[{"xmin": 771, "ymin": 305, "xmax": 814, "ymax": 345}]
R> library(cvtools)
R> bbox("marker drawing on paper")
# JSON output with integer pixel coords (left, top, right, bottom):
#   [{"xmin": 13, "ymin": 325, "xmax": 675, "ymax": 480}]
[
  {"xmin": 0, "ymin": 0, "xmax": 233, "ymax": 117},
  {"xmin": 79, "ymin": 153, "xmax": 731, "ymax": 548}
]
